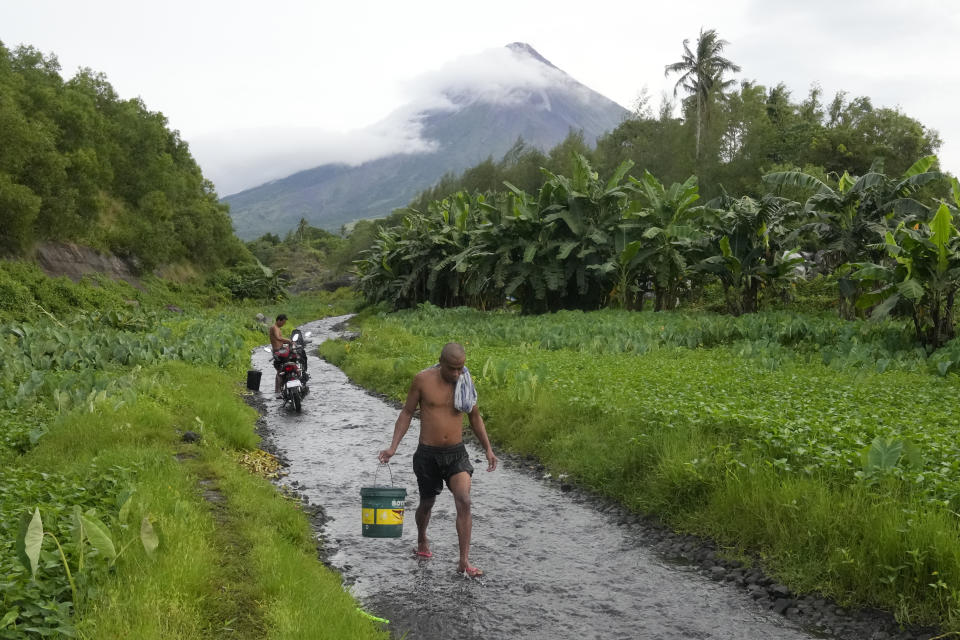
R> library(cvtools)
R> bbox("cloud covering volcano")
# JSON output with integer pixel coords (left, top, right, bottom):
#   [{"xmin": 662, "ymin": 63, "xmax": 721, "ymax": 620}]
[{"xmin": 221, "ymin": 43, "xmax": 628, "ymax": 239}]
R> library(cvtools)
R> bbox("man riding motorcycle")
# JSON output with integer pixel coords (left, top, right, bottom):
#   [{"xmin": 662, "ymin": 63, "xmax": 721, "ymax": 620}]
[{"xmin": 270, "ymin": 314, "xmax": 293, "ymax": 398}]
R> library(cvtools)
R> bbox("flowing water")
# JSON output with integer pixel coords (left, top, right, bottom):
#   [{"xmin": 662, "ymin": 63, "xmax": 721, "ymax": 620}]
[{"xmin": 252, "ymin": 316, "xmax": 827, "ymax": 640}]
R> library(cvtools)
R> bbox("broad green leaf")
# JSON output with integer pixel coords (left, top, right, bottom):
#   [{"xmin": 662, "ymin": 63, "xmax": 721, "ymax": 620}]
[
  {"xmin": 869, "ymin": 292, "xmax": 901, "ymax": 320},
  {"xmin": 850, "ymin": 263, "xmax": 892, "ymax": 281},
  {"xmin": 81, "ymin": 514, "xmax": 117, "ymax": 561},
  {"xmin": 619, "ymin": 240, "xmax": 644, "ymax": 265},
  {"xmin": 719, "ymin": 235, "xmax": 732, "ymax": 258},
  {"xmin": 901, "ymin": 441, "xmax": 923, "ymax": 469},
  {"xmin": 605, "ymin": 159, "xmax": 634, "ymax": 191},
  {"xmin": 16, "ymin": 507, "xmax": 43, "ymax": 578},
  {"xmin": 837, "ymin": 171, "xmax": 855, "ymax": 194},
  {"xmin": 141, "ymin": 517, "xmax": 159, "ymax": 556},
  {"xmin": 555, "ymin": 210, "xmax": 583, "ymax": 236},
  {"xmin": 0, "ymin": 608, "xmax": 19, "ymax": 629},
  {"xmin": 930, "ymin": 204, "xmax": 955, "ymax": 274},
  {"xmin": 902, "ymin": 155, "xmax": 938, "ymax": 179},
  {"xmin": 761, "ymin": 171, "xmax": 830, "ymax": 194},
  {"xmin": 557, "ymin": 241, "xmax": 579, "ymax": 260},
  {"xmin": 118, "ymin": 491, "xmax": 134, "ymax": 524},
  {"xmin": 897, "ymin": 279, "xmax": 924, "ymax": 301},
  {"xmin": 864, "ymin": 437, "xmax": 903, "ymax": 471}
]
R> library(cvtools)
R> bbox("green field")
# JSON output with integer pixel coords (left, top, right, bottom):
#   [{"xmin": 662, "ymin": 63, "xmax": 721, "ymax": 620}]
[
  {"xmin": 321, "ymin": 304, "xmax": 960, "ymax": 629},
  {"xmin": 0, "ymin": 272, "xmax": 383, "ymax": 639}
]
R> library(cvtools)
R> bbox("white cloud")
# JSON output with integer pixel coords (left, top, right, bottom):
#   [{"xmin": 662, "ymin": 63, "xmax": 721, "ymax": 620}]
[
  {"xmin": 400, "ymin": 44, "xmax": 580, "ymax": 109},
  {"xmin": 195, "ymin": 44, "xmax": 581, "ymax": 195},
  {"xmin": 191, "ymin": 115, "xmax": 438, "ymax": 196}
]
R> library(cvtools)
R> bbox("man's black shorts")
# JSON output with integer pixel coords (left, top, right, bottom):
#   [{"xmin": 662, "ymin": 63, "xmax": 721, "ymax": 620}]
[{"xmin": 413, "ymin": 442, "xmax": 474, "ymax": 498}]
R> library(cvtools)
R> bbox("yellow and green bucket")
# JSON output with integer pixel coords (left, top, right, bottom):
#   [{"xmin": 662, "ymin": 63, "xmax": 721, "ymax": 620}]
[{"xmin": 361, "ymin": 465, "xmax": 407, "ymax": 538}]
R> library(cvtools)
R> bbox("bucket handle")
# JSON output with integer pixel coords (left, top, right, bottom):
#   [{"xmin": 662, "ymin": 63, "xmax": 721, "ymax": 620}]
[{"xmin": 373, "ymin": 462, "xmax": 394, "ymax": 487}]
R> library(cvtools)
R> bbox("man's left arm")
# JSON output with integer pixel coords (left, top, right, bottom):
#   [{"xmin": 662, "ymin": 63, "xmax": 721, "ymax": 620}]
[{"xmin": 467, "ymin": 406, "xmax": 497, "ymax": 472}]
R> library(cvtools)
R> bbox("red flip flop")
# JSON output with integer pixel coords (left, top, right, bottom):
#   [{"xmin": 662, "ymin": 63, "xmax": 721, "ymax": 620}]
[
  {"xmin": 461, "ymin": 566, "xmax": 483, "ymax": 578},
  {"xmin": 414, "ymin": 550, "xmax": 433, "ymax": 558}
]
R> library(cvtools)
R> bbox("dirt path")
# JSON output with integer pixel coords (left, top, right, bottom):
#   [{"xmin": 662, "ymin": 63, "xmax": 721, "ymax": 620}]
[{"xmin": 251, "ymin": 316, "xmax": 925, "ymax": 640}]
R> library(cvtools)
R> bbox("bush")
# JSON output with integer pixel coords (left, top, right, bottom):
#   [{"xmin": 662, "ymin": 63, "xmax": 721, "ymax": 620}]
[
  {"xmin": 207, "ymin": 264, "xmax": 286, "ymax": 301},
  {"xmin": 0, "ymin": 269, "xmax": 35, "ymax": 314}
]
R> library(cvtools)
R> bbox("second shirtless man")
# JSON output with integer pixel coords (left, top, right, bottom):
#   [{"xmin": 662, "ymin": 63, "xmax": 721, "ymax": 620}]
[{"xmin": 378, "ymin": 342, "xmax": 497, "ymax": 577}]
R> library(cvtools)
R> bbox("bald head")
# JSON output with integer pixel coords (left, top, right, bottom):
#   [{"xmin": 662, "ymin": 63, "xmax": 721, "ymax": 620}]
[{"xmin": 440, "ymin": 342, "xmax": 465, "ymax": 364}]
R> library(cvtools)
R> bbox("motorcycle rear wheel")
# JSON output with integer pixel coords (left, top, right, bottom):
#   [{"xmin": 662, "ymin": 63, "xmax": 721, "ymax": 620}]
[{"xmin": 292, "ymin": 388, "xmax": 302, "ymax": 412}]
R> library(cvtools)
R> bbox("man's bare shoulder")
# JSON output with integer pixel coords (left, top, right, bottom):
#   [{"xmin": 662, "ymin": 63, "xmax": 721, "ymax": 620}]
[
  {"xmin": 414, "ymin": 365, "xmax": 447, "ymax": 389},
  {"xmin": 413, "ymin": 366, "xmax": 439, "ymax": 383}
]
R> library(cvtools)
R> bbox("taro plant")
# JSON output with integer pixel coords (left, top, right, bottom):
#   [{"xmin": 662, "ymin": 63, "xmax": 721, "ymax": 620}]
[{"xmin": 14, "ymin": 497, "xmax": 160, "ymax": 618}]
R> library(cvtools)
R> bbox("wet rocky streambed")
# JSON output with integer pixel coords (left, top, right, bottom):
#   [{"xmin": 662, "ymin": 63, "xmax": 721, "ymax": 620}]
[{"xmin": 250, "ymin": 316, "xmax": 935, "ymax": 640}]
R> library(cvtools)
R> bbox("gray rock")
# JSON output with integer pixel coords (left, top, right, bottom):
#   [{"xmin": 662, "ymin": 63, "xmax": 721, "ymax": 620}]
[{"xmin": 770, "ymin": 598, "xmax": 794, "ymax": 614}]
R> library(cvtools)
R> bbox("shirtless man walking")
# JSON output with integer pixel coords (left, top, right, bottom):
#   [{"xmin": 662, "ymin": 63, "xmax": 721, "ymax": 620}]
[{"xmin": 378, "ymin": 342, "xmax": 497, "ymax": 577}]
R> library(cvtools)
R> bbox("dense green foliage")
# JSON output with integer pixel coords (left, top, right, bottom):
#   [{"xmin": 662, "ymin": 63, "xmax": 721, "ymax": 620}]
[
  {"xmin": 246, "ymin": 218, "xmax": 364, "ymax": 290},
  {"xmin": 0, "ymin": 42, "xmax": 248, "ymax": 271},
  {"xmin": 0, "ymin": 257, "xmax": 372, "ymax": 637},
  {"xmin": 357, "ymin": 153, "xmax": 957, "ymax": 351},
  {"xmin": 322, "ymin": 305, "xmax": 960, "ymax": 629},
  {"xmin": 0, "ymin": 260, "xmax": 231, "ymax": 322},
  {"xmin": 411, "ymin": 63, "xmax": 940, "ymax": 210}
]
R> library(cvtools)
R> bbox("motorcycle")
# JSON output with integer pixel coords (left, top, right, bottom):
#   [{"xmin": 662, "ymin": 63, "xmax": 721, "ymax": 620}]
[{"xmin": 269, "ymin": 329, "xmax": 312, "ymax": 412}]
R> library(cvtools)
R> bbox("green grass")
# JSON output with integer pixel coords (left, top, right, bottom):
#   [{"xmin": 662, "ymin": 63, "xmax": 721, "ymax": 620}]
[
  {"xmin": 16, "ymin": 360, "xmax": 387, "ymax": 640},
  {"xmin": 0, "ymin": 284, "xmax": 385, "ymax": 639},
  {"xmin": 320, "ymin": 306, "xmax": 960, "ymax": 630}
]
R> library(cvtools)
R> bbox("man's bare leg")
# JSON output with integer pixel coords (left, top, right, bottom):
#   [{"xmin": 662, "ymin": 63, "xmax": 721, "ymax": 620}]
[
  {"xmin": 415, "ymin": 495, "xmax": 436, "ymax": 556},
  {"xmin": 448, "ymin": 472, "xmax": 480, "ymax": 575}
]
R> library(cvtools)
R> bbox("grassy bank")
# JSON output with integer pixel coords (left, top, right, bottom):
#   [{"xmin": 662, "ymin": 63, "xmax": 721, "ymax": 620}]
[
  {"xmin": 0, "ymin": 288, "xmax": 384, "ymax": 638},
  {"xmin": 320, "ymin": 305, "xmax": 960, "ymax": 630}
]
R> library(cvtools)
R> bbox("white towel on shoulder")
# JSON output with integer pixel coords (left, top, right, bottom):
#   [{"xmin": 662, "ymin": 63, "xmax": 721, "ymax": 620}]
[{"xmin": 454, "ymin": 366, "xmax": 477, "ymax": 413}]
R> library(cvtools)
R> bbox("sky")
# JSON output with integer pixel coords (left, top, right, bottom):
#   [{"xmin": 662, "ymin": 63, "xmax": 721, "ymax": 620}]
[{"xmin": 2, "ymin": 0, "xmax": 958, "ymax": 196}]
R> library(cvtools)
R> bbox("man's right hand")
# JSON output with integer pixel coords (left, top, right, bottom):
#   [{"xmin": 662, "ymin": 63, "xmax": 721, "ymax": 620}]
[{"xmin": 378, "ymin": 448, "xmax": 395, "ymax": 464}]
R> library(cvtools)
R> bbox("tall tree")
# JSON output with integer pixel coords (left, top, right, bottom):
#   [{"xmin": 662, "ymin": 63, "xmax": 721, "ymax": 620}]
[{"xmin": 664, "ymin": 28, "xmax": 741, "ymax": 163}]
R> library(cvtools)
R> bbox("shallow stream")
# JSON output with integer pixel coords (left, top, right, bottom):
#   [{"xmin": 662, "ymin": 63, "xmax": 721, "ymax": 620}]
[{"xmin": 250, "ymin": 316, "xmax": 873, "ymax": 640}]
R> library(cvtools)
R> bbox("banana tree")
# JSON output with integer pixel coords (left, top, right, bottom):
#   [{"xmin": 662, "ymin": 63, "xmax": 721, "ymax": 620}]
[
  {"xmin": 533, "ymin": 154, "xmax": 635, "ymax": 310},
  {"xmin": 494, "ymin": 184, "xmax": 567, "ymax": 313},
  {"xmin": 585, "ymin": 221, "xmax": 651, "ymax": 310},
  {"xmin": 850, "ymin": 193, "xmax": 960, "ymax": 350},
  {"xmin": 763, "ymin": 155, "xmax": 943, "ymax": 317},
  {"xmin": 698, "ymin": 194, "xmax": 804, "ymax": 314},
  {"xmin": 627, "ymin": 171, "xmax": 708, "ymax": 310}
]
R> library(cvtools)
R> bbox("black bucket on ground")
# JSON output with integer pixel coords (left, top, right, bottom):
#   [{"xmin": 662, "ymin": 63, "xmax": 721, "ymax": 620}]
[{"xmin": 246, "ymin": 369, "xmax": 262, "ymax": 391}]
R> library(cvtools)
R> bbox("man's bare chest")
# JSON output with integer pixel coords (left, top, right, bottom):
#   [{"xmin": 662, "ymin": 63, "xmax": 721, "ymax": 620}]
[{"xmin": 419, "ymin": 383, "xmax": 456, "ymax": 414}]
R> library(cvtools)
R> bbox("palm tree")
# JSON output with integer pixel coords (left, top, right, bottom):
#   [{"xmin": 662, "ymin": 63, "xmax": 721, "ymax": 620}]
[{"xmin": 665, "ymin": 28, "xmax": 741, "ymax": 162}]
